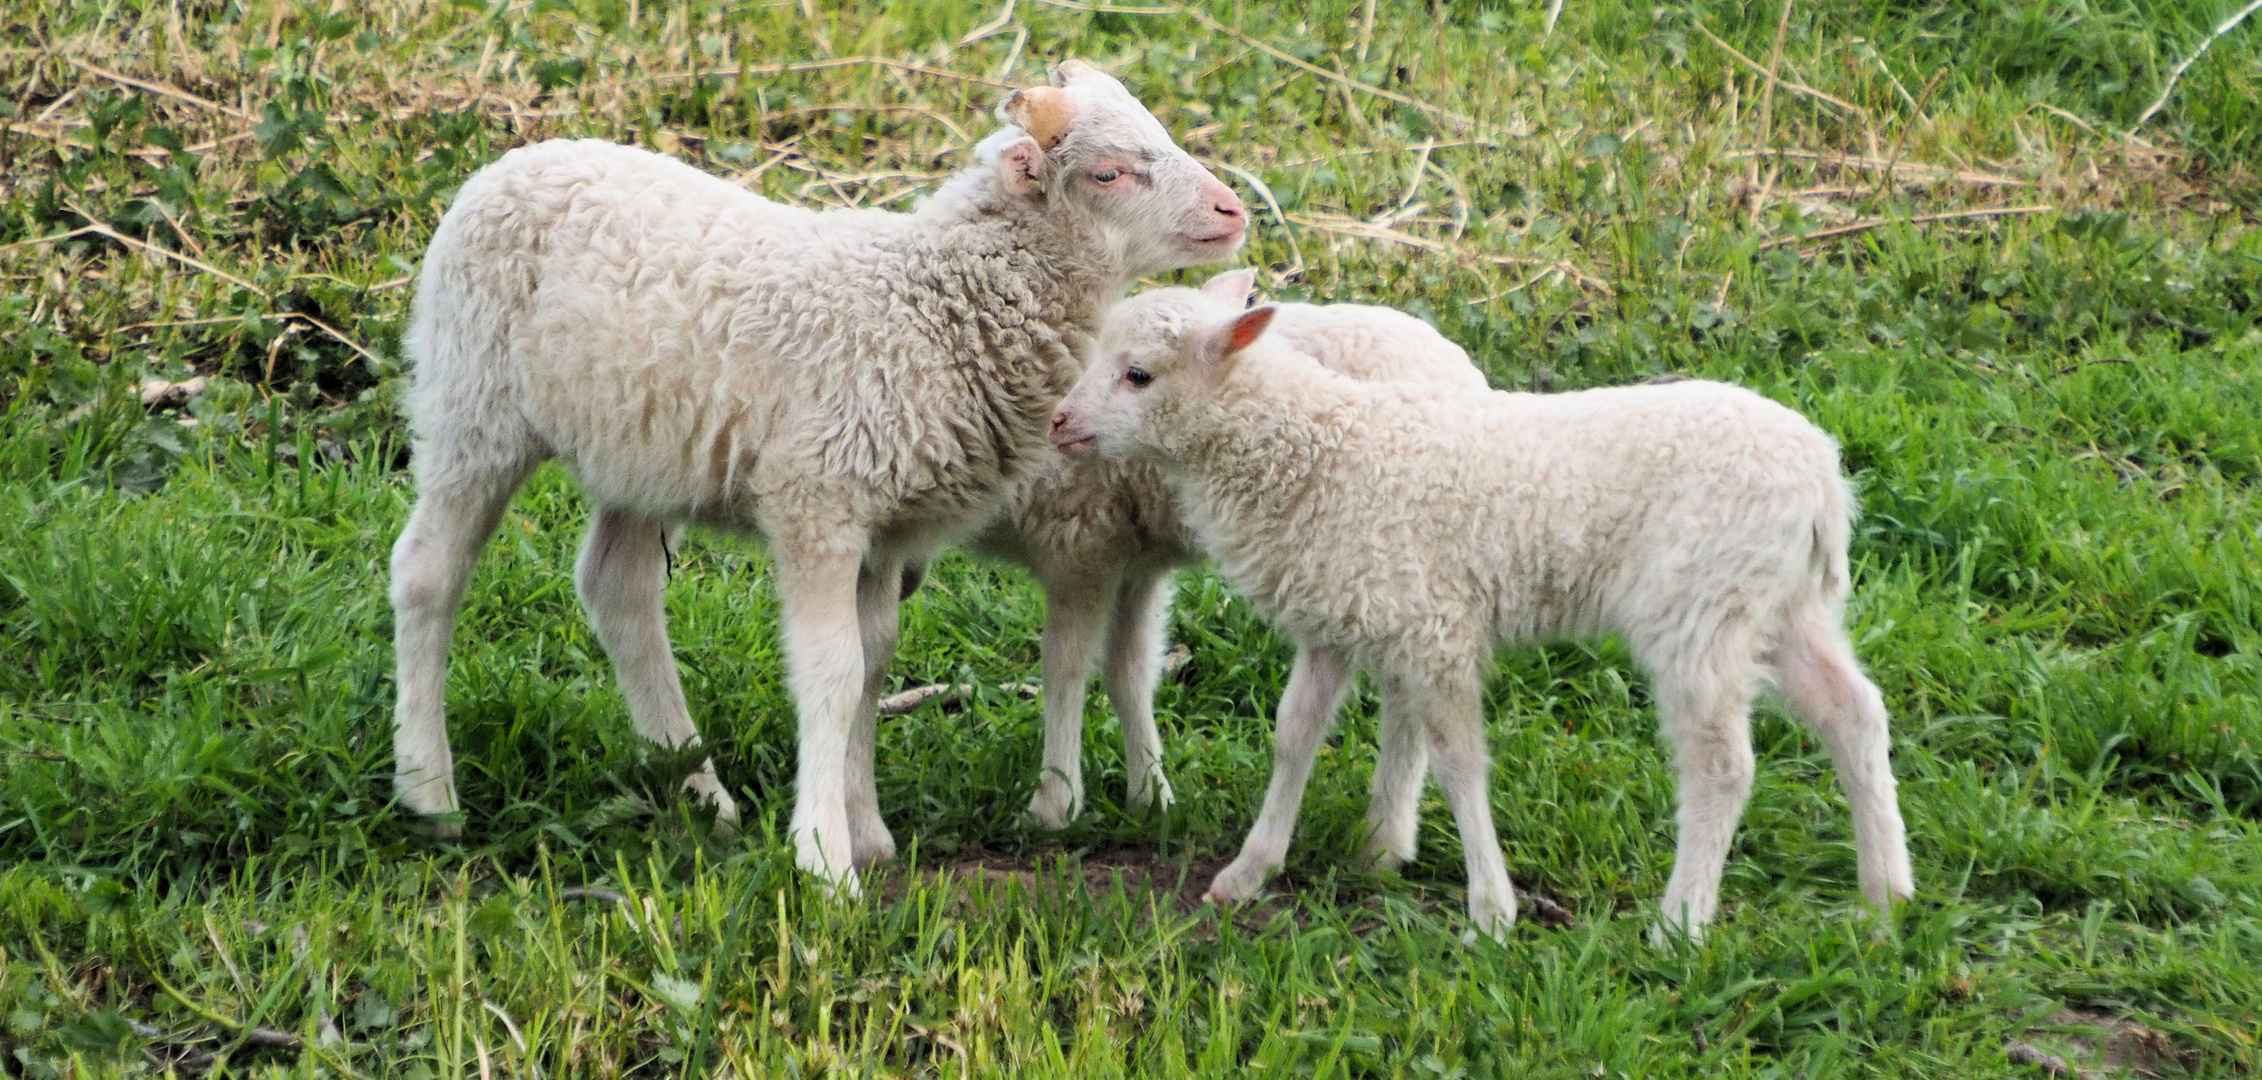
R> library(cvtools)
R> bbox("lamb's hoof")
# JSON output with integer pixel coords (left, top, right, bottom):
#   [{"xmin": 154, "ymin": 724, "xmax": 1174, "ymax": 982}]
[
  {"xmin": 1127, "ymin": 776, "xmax": 1176, "ymax": 815},
  {"xmin": 1462, "ymin": 893, "xmax": 1517, "ymax": 943},
  {"xmin": 812, "ymin": 869, "xmax": 862, "ymax": 901},
  {"xmin": 1025, "ymin": 783, "xmax": 1080, "ymax": 831},
  {"xmin": 851, "ymin": 820, "xmax": 897, "ymax": 868},
  {"xmin": 1204, "ymin": 858, "xmax": 1273, "ymax": 905},
  {"xmin": 397, "ymin": 779, "xmax": 463, "ymax": 839},
  {"xmin": 794, "ymin": 830, "xmax": 862, "ymax": 898},
  {"xmin": 689, "ymin": 778, "xmax": 741, "ymax": 838},
  {"xmin": 1651, "ymin": 893, "xmax": 1715, "ymax": 947},
  {"xmin": 1356, "ymin": 837, "xmax": 1413, "ymax": 873},
  {"xmin": 1647, "ymin": 916, "xmax": 1705, "ymax": 949}
]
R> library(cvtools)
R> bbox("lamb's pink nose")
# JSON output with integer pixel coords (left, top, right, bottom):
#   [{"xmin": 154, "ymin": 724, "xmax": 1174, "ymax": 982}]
[
  {"xmin": 1051, "ymin": 411, "xmax": 1068, "ymax": 432},
  {"xmin": 1204, "ymin": 176, "xmax": 1247, "ymax": 221}
]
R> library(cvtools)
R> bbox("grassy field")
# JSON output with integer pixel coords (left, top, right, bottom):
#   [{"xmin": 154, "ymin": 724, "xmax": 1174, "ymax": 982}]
[{"xmin": 4, "ymin": 0, "xmax": 2262, "ymax": 1074}]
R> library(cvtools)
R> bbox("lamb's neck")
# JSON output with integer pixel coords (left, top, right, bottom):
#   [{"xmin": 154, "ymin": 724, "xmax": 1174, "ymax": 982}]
[
  {"xmin": 918, "ymin": 169, "xmax": 1131, "ymax": 320},
  {"xmin": 1165, "ymin": 368, "xmax": 1356, "ymax": 544}
]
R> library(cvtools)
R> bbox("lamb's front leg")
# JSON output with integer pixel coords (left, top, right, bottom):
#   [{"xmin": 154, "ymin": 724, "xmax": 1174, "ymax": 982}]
[
  {"xmin": 1206, "ymin": 643, "xmax": 1353, "ymax": 903},
  {"xmin": 1410, "ymin": 672, "xmax": 1517, "ymax": 941},
  {"xmin": 845, "ymin": 557, "xmax": 903, "ymax": 866},
  {"xmin": 1027, "ymin": 569, "xmax": 1116, "ymax": 829},
  {"xmin": 772, "ymin": 540, "xmax": 868, "ymax": 894}
]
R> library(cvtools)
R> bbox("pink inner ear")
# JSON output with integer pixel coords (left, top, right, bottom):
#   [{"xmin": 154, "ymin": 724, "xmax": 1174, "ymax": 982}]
[
  {"xmin": 1006, "ymin": 141, "xmax": 1041, "ymax": 182},
  {"xmin": 1226, "ymin": 307, "xmax": 1275, "ymax": 352},
  {"xmin": 1202, "ymin": 269, "xmax": 1258, "ymax": 307}
]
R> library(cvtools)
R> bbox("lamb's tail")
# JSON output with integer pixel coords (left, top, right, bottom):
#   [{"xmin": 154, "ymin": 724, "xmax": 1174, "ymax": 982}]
[
  {"xmin": 1811, "ymin": 468, "xmax": 1856, "ymax": 610},
  {"xmin": 395, "ymin": 170, "xmax": 545, "ymax": 488}
]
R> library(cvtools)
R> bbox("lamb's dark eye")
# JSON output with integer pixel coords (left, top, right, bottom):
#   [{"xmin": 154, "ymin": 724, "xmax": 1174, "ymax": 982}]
[
  {"xmin": 1124, "ymin": 367, "xmax": 1154, "ymax": 388},
  {"xmin": 1093, "ymin": 168, "xmax": 1123, "ymax": 183}
]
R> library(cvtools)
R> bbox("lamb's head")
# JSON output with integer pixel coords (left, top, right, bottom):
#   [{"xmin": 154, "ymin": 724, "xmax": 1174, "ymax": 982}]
[
  {"xmin": 1052, "ymin": 269, "xmax": 1272, "ymax": 461},
  {"xmin": 982, "ymin": 60, "xmax": 1247, "ymax": 276}
]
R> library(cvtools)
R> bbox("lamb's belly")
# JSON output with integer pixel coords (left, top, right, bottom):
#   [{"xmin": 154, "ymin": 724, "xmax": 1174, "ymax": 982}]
[{"xmin": 526, "ymin": 378, "xmax": 768, "ymax": 520}]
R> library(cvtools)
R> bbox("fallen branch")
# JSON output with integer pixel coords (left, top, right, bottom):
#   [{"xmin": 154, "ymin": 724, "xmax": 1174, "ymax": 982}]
[
  {"xmin": 879, "ymin": 683, "xmax": 968, "ymax": 715},
  {"xmin": 1760, "ymin": 204, "xmax": 2053, "ymax": 250},
  {"xmin": 2133, "ymin": 0, "xmax": 2262, "ymax": 127},
  {"xmin": 877, "ymin": 681, "xmax": 1043, "ymax": 715}
]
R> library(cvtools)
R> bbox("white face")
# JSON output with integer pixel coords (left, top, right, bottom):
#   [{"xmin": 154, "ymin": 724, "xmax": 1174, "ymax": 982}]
[
  {"xmin": 1050, "ymin": 273, "xmax": 1272, "ymax": 460},
  {"xmin": 991, "ymin": 62, "xmax": 1248, "ymax": 277}
]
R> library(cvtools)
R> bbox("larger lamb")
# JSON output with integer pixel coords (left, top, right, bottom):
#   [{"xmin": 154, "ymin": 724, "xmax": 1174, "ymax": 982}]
[
  {"xmin": 1048, "ymin": 291, "xmax": 1914, "ymax": 939},
  {"xmin": 389, "ymin": 61, "xmax": 1246, "ymax": 893}
]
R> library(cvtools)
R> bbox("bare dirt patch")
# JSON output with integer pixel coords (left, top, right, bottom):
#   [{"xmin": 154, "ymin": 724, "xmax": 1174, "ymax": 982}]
[{"xmin": 2008, "ymin": 1008, "xmax": 2197, "ymax": 1078}]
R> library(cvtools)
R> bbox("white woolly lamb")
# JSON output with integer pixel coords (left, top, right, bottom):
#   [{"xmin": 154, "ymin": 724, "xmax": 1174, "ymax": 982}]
[
  {"xmin": 959, "ymin": 268, "xmax": 1488, "ymax": 828},
  {"xmin": 1048, "ymin": 293, "xmax": 1914, "ymax": 939},
  {"xmin": 390, "ymin": 61, "xmax": 1246, "ymax": 892}
]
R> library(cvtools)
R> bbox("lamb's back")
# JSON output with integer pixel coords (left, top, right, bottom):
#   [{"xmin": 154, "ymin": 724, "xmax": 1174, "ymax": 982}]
[
  {"xmin": 409, "ymin": 139, "xmax": 1082, "ymax": 532},
  {"xmin": 1267, "ymin": 303, "xmax": 1489, "ymax": 392},
  {"xmin": 1191, "ymin": 370, "xmax": 1844, "ymax": 660}
]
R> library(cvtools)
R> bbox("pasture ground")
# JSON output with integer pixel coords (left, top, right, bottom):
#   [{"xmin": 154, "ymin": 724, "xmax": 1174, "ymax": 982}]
[{"xmin": 3, "ymin": 0, "xmax": 2261, "ymax": 1075}]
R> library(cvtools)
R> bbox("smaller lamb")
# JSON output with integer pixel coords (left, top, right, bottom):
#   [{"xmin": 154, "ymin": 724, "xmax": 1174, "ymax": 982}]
[
  {"xmin": 960, "ymin": 270, "xmax": 1488, "ymax": 828},
  {"xmin": 1048, "ymin": 291, "xmax": 1914, "ymax": 939}
]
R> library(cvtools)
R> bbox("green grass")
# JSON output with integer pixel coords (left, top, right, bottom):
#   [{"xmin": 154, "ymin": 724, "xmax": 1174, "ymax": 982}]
[{"xmin": 4, "ymin": 0, "xmax": 2262, "ymax": 1075}]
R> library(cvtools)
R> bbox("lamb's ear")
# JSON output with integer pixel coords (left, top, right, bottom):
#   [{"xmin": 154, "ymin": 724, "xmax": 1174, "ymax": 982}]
[
  {"xmin": 1200, "ymin": 268, "xmax": 1260, "ymax": 309},
  {"xmin": 1198, "ymin": 305, "xmax": 1277, "ymax": 379},
  {"xmin": 987, "ymin": 134, "xmax": 1046, "ymax": 196},
  {"xmin": 1000, "ymin": 86, "xmax": 1076, "ymax": 149},
  {"xmin": 1052, "ymin": 59, "xmax": 1102, "ymax": 87}
]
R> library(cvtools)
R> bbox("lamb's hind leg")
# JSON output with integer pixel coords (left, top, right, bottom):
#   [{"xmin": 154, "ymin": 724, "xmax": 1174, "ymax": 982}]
[
  {"xmin": 1101, "ymin": 567, "xmax": 1176, "ymax": 815},
  {"xmin": 1774, "ymin": 602, "xmax": 1914, "ymax": 917},
  {"xmin": 1358, "ymin": 689, "xmax": 1429, "ymax": 871},
  {"xmin": 390, "ymin": 451, "xmax": 536, "ymax": 835},
  {"xmin": 1409, "ymin": 671, "xmax": 1517, "ymax": 941},
  {"xmin": 1647, "ymin": 627, "xmax": 1762, "ymax": 941},
  {"xmin": 574, "ymin": 509, "xmax": 739, "ymax": 833},
  {"xmin": 845, "ymin": 556, "xmax": 904, "ymax": 866}
]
